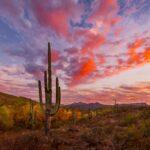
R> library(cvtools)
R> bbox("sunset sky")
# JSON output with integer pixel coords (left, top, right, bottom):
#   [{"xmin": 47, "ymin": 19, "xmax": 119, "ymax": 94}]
[{"xmin": 0, "ymin": 0, "xmax": 149, "ymax": 104}]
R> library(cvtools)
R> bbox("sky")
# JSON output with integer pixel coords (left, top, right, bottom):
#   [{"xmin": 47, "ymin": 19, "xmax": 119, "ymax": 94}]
[{"xmin": 0, "ymin": 0, "xmax": 150, "ymax": 104}]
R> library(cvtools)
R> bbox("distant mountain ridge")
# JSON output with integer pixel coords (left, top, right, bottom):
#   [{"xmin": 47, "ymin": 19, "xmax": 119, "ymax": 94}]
[
  {"xmin": 65, "ymin": 102, "xmax": 106, "ymax": 110},
  {"xmin": 65, "ymin": 102, "xmax": 149, "ymax": 110},
  {"xmin": 0, "ymin": 92, "xmax": 149, "ymax": 108}
]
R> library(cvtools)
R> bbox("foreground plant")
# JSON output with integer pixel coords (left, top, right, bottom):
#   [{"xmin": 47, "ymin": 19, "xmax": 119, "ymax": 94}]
[
  {"xmin": 38, "ymin": 42, "xmax": 61, "ymax": 135},
  {"xmin": 29, "ymin": 100, "xmax": 35, "ymax": 128}
]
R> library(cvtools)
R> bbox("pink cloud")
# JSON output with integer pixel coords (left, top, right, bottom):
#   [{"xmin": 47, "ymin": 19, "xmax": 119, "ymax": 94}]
[
  {"xmin": 62, "ymin": 83, "xmax": 150, "ymax": 105},
  {"xmin": 30, "ymin": 0, "xmax": 82, "ymax": 37},
  {"xmin": 69, "ymin": 58, "xmax": 96, "ymax": 86},
  {"xmin": 0, "ymin": 0, "xmax": 19, "ymax": 15}
]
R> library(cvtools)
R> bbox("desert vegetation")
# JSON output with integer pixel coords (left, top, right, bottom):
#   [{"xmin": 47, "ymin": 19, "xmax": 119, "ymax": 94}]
[
  {"xmin": 0, "ymin": 43, "xmax": 149, "ymax": 150},
  {"xmin": 0, "ymin": 91, "xmax": 150, "ymax": 150}
]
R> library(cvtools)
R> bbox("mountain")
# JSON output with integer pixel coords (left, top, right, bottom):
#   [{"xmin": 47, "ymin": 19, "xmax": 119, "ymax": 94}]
[
  {"xmin": 0, "ymin": 92, "xmax": 148, "ymax": 109},
  {"xmin": 118, "ymin": 103, "xmax": 148, "ymax": 108},
  {"xmin": 65, "ymin": 102, "xmax": 149, "ymax": 110},
  {"xmin": 64, "ymin": 102, "xmax": 106, "ymax": 110}
]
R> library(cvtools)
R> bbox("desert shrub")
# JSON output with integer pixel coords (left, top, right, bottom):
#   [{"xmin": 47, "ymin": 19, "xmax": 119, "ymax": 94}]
[
  {"xmin": 81, "ymin": 130, "xmax": 101, "ymax": 147},
  {"xmin": 78, "ymin": 116, "xmax": 88, "ymax": 124},
  {"xmin": 15, "ymin": 97, "xmax": 27, "ymax": 105},
  {"xmin": 120, "ymin": 113, "xmax": 137, "ymax": 126},
  {"xmin": 13, "ymin": 103, "xmax": 45, "ymax": 129},
  {"xmin": 113, "ymin": 130, "xmax": 127, "ymax": 149},
  {"xmin": 113, "ymin": 125, "xmax": 143, "ymax": 149},
  {"xmin": 98, "ymin": 108, "xmax": 113, "ymax": 116},
  {"xmin": 125, "ymin": 125, "xmax": 142, "ymax": 140},
  {"xmin": 113, "ymin": 123, "xmax": 150, "ymax": 150},
  {"xmin": 138, "ymin": 137, "xmax": 150, "ymax": 149},
  {"xmin": 55, "ymin": 108, "xmax": 72, "ymax": 121},
  {"xmin": 103, "ymin": 124, "xmax": 115, "ymax": 135},
  {"xmin": 52, "ymin": 119, "xmax": 66, "ymax": 128},
  {"xmin": 140, "ymin": 108, "xmax": 150, "ymax": 119},
  {"xmin": 33, "ymin": 104, "xmax": 44, "ymax": 128},
  {"xmin": 140, "ymin": 119, "xmax": 150, "ymax": 137},
  {"xmin": 121, "ymin": 125, "xmax": 150, "ymax": 149},
  {"xmin": 0, "ymin": 105, "xmax": 14, "ymax": 129},
  {"xmin": 13, "ymin": 104, "xmax": 30, "ymax": 128}
]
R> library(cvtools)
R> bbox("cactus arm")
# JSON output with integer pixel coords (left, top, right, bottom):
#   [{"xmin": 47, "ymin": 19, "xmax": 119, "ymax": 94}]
[
  {"xmin": 48, "ymin": 42, "xmax": 52, "ymax": 91},
  {"xmin": 38, "ymin": 80, "xmax": 43, "ymax": 110},
  {"xmin": 44, "ymin": 71, "xmax": 48, "ymax": 105},
  {"xmin": 56, "ymin": 77, "xmax": 60, "ymax": 107},
  {"xmin": 48, "ymin": 42, "xmax": 52, "ymax": 106},
  {"xmin": 29, "ymin": 100, "xmax": 35, "ymax": 128},
  {"xmin": 59, "ymin": 86, "xmax": 61, "ymax": 105},
  {"xmin": 49, "ymin": 77, "xmax": 61, "ymax": 116}
]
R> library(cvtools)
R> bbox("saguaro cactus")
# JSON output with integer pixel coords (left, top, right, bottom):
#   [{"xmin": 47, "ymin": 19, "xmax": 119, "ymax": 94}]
[
  {"xmin": 29, "ymin": 100, "xmax": 35, "ymax": 128},
  {"xmin": 114, "ymin": 98, "xmax": 118, "ymax": 112},
  {"xmin": 72, "ymin": 110, "xmax": 77, "ymax": 124},
  {"xmin": 38, "ymin": 42, "xmax": 61, "ymax": 135},
  {"xmin": 88, "ymin": 106, "xmax": 92, "ymax": 120}
]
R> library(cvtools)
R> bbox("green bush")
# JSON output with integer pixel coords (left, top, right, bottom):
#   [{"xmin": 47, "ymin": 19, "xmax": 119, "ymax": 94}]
[
  {"xmin": 140, "ymin": 108, "xmax": 150, "ymax": 119},
  {"xmin": 121, "ymin": 113, "xmax": 137, "ymax": 126},
  {"xmin": 0, "ymin": 105, "xmax": 14, "ymax": 129},
  {"xmin": 113, "ymin": 125, "xmax": 143, "ymax": 149},
  {"xmin": 140, "ymin": 119, "xmax": 150, "ymax": 137},
  {"xmin": 98, "ymin": 108, "xmax": 113, "ymax": 116}
]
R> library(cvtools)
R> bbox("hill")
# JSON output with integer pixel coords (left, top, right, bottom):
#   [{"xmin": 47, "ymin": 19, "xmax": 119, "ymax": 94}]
[
  {"xmin": 65, "ymin": 102, "xmax": 149, "ymax": 110},
  {"xmin": 0, "ymin": 92, "xmax": 35, "ymax": 106},
  {"xmin": 65, "ymin": 102, "xmax": 105, "ymax": 110}
]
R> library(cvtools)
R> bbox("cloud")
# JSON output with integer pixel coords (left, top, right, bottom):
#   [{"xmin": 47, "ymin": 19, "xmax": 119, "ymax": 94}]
[
  {"xmin": 127, "ymin": 38, "xmax": 150, "ymax": 65},
  {"xmin": 62, "ymin": 83, "xmax": 150, "ymax": 105},
  {"xmin": 24, "ymin": 64, "xmax": 44, "ymax": 79},
  {"xmin": 0, "ymin": 0, "xmax": 20, "ymax": 16},
  {"xmin": 81, "ymin": 29, "xmax": 105, "ymax": 54},
  {"xmin": 0, "ymin": 64, "xmax": 37, "ymax": 99},
  {"xmin": 143, "ymin": 47, "xmax": 150, "ymax": 62},
  {"xmin": 30, "ymin": 0, "xmax": 83, "ymax": 37},
  {"xmin": 72, "ymin": 58, "xmax": 96, "ymax": 83}
]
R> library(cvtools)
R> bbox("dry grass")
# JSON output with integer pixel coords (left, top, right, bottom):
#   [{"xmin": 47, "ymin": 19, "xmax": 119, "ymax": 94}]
[{"xmin": 0, "ymin": 107, "xmax": 150, "ymax": 150}]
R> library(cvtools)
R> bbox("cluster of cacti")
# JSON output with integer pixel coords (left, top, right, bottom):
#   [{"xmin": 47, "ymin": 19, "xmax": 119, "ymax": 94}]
[
  {"xmin": 72, "ymin": 110, "xmax": 77, "ymax": 124},
  {"xmin": 38, "ymin": 42, "xmax": 61, "ymax": 135}
]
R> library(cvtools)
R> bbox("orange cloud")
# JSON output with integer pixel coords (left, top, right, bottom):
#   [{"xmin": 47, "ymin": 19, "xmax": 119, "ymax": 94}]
[
  {"xmin": 143, "ymin": 47, "xmax": 150, "ymax": 62},
  {"xmin": 127, "ymin": 39, "xmax": 144, "ymax": 64},
  {"xmin": 79, "ymin": 58, "xmax": 96, "ymax": 77},
  {"xmin": 70, "ymin": 58, "xmax": 96, "ymax": 86},
  {"xmin": 126, "ymin": 38, "xmax": 150, "ymax": 67}
]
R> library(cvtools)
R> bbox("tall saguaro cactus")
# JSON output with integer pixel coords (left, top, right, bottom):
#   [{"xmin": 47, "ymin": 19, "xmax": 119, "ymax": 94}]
[
  {"xmin": 38, "ymin": 42, "xmax": 61, "ymax": 135},
  {"xmin": 114, "ymin": 98, "xmax": 118, "ymax": 112}
]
